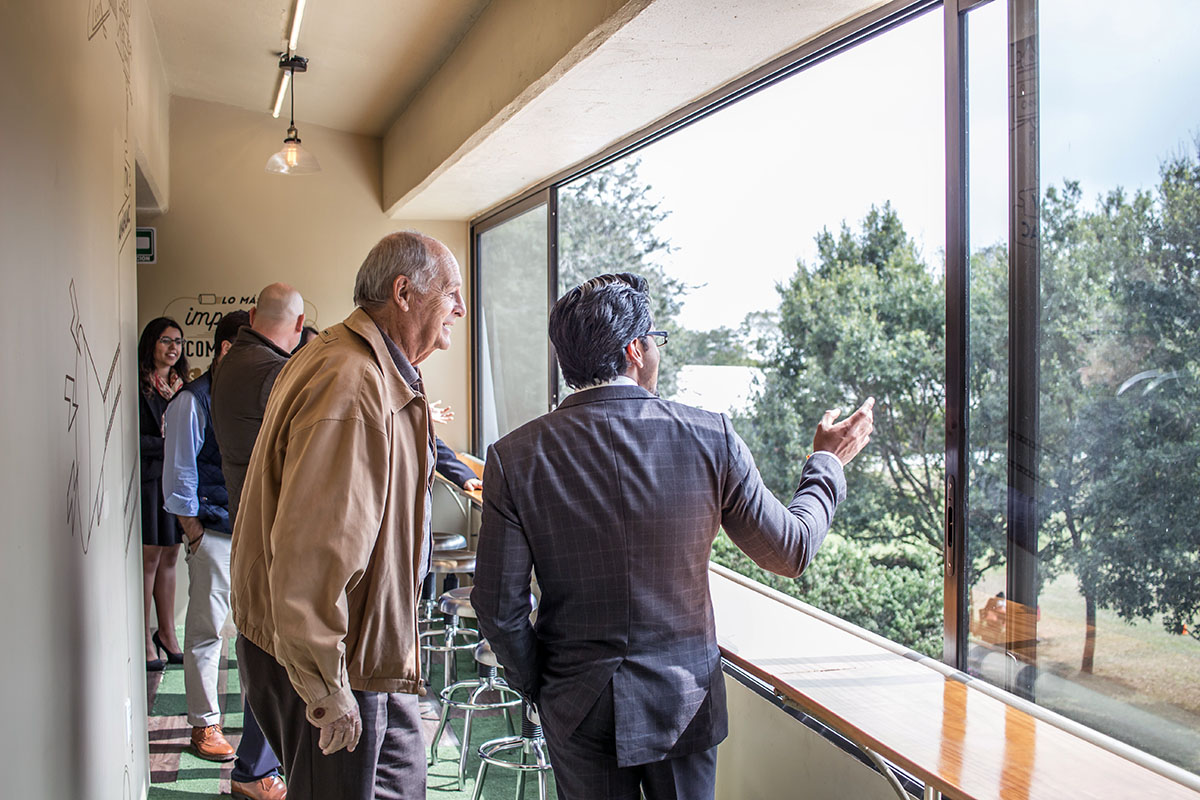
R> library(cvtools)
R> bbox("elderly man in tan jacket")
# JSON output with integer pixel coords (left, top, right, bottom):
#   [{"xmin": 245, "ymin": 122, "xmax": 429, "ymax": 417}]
[{"xmin": 231, "ymin": 231, "xmax": 465, "ymax": 800}]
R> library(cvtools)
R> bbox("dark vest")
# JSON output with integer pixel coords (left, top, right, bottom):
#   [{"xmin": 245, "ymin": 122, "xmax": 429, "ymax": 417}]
[{"xmin": 181, "ymin": 372, "xmax": 231, "ymax": 534}]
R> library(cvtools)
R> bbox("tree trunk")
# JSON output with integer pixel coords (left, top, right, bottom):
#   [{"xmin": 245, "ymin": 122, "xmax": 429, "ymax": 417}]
[{"xmin": 1081, "ymin": 590, "xmax": 1097, "ymax": 674}]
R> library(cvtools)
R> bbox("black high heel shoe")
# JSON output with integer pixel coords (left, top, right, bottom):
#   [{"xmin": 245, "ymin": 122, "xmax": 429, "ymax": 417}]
[
  {"xmin": 153, "ymin": 631, "xmax": 184, "ymax": 665},
  {"xmin": 146, "ymin": 658, "xmax": 166, "ymax": 672}
]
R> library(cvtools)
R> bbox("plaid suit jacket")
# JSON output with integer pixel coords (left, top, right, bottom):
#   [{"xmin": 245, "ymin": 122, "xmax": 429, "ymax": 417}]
[{"xmin": 473, "ymin": 384, "xmax": 846, "ymax": 767}]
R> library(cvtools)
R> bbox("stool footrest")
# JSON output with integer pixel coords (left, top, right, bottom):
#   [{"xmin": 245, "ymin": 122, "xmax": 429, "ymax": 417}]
[
  {"xmin": 438, "ymin": 679, "xmax": 523, "ymax": 713},
  {"xmin": 476, "ymin": 735, "xmax": 552, "ymax": 771},
  {"xmin": 470, "ymin": 732, "xmax": 553, "ymax": 800}
]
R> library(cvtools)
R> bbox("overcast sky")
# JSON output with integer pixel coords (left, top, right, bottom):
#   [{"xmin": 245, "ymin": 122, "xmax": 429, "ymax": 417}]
[{"xmin": 588, "ymin": 0, "xmax": 1200, "ymax": 332}]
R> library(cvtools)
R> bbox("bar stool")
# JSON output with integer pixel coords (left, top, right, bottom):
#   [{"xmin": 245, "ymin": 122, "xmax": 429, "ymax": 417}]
[
  {"xmin": 471, "ymin": 702, "xmax": 553, "ymax": 800},
  {"xmin": 419, "ymin": 565, "xmax": 478, "ymax": 690},
  {"xmin": 419, "ymin": 532, "xmax": 469, "ymax": 627},
  {"xmin": 430, "ymin": 639, "xmax": 524, "ymax": 788},
  {"xmin": 434, "ymin": 530, "xmax": 468, "ymax": 551}
]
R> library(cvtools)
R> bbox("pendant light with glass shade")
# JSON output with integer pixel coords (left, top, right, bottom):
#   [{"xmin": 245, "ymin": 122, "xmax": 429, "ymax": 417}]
[{"xmin": 266, "ymin": 54, "xmax": 320, "ymax": 175}]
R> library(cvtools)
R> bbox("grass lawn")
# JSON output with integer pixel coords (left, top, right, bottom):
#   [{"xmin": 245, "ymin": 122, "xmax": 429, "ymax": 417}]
[{"xmin": 972, "ymin": 568, "xmax": 1200, "ymax": 724}]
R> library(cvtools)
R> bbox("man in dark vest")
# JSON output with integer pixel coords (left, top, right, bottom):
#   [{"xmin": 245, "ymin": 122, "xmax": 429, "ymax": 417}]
[
  {"xmin": 163, "ymin": 310, "xmax": 287, "ymax": 800},
  {"xmin": 211, "ymin": 283, "xmax": 306, "ymax": 528}
]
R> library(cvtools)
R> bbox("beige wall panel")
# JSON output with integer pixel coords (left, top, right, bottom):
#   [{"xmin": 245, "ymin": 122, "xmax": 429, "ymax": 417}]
[
  {"xmin": 0, "ymin": 0, "xmax": 150, "ymax": 797},
  {"xmin": 717, "ymin": 676, "xmax": 899, "ymax": 800},
  {"xmin": 137, "ymin": 98, "xmax": 472, "ymax": 450},
  {"xmin": 382, "ymin": 0, "xmax": 638, "ymax": 212},
  {"xmin": 132, "ymin": 0, "xmax": 170, "ymax": 211}
]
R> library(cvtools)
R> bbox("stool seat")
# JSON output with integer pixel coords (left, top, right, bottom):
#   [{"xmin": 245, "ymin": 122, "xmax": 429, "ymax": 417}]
[
  {"xmin": 439, "ymin": 586, "xmax": 476, "ymax": 619},
  {"xmin": 432, "ymin": 548, "xmax": 476, "ymax": 573},
  {"xmin": 474, "ymin": 639, "xmax": 499, "ymax": 669},
  {"xmin": 438, "ymin": 587, "xmax": 538, "ymax": 622},
  {"xmin": 433, "ymin": 531, "xmax": 468, "ymax": 551}
]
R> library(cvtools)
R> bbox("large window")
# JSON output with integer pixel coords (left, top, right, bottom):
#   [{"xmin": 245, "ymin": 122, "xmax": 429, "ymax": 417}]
[
  {"xmin": 476, "ymin": 202, "xmax": 549, "ymax": 450},
  {"xmin": 963, "ymin": 0, "xmax": 1200, "ymax": 772},
  {"xmin": 557, "ymin": 7, "xmax": 948, "ymax": 658},
  {"xmin": 473, "ymin": 0, "xmax": 1200, "ymax": 776}
]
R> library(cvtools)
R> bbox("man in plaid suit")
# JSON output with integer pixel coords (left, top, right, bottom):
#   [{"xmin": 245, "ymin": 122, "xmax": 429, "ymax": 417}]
[{"xmin": 473, "ymin": 273, "xmax": 874, "ymax": 799}]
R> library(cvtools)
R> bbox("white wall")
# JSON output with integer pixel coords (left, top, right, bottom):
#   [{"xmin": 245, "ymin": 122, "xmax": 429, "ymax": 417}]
[
  {"xmin": 717, "ymin": 676, "xmax": 901, "ymax": 800},
  {"xmin": 132, "ymin": 0, "xmax": 171, "ymax": 212},
  {"xmin": 137, "ymin": 97, "xmax": 473, "ymax": 451},
  {"xmin": 0, "ymin": 0, "xmax": 151, "ymax": 797}
]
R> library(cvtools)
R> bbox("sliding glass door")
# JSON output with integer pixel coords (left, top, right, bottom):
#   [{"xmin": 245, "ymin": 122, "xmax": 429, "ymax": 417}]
[{"xmin": 962, "ymin": 0, "xmax": 1200, "ymax": 772}]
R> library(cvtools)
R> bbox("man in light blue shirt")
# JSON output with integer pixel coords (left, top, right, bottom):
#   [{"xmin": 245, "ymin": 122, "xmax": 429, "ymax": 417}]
[{"xmin": 163, "ymin": 310, "xmax": 286, "ymax": 800}]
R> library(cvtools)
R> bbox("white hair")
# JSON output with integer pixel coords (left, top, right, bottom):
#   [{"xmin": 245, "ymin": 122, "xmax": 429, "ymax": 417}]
[{"xmin": 353, "ymin": 231, "xmax": 446, "ymax": 310}]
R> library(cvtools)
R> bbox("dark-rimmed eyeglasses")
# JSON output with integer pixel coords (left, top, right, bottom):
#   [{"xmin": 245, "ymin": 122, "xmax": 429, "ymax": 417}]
[
  {"xmin": 157, "ymin": 336, "xmax": 184, "ymax": 347},
  {"xmin": 641, "ymin": 330, "xmax": 668, "ymax": 348}
]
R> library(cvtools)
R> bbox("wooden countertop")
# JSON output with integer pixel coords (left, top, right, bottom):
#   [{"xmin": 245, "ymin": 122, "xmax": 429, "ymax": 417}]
[{"xmin": 709, "ymin": 565, "xmax": 1199, "ymax": 800}]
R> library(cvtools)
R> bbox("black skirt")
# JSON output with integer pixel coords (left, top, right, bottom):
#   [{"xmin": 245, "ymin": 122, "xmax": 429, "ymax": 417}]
[{"xmin": 141, "ymin": 477, "xmax": 181, "ymax": 547}]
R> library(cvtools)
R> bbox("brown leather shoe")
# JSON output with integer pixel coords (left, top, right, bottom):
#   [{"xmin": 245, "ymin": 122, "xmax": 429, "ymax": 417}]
[
  {"xmin": 190, "ymin": 724, "xmax": 236, "ymax": 761},
  {"xmin": 231, "ymin": 774, "xmax": 287, "ymax": 800}
]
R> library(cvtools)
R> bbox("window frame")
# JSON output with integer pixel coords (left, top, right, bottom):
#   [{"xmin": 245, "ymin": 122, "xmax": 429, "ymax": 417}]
[
  {"xmin": 467, "ymin": 0, "xmax": 1200, "ymax": 783},
  {"xmin": 470, "ymin": 188, "xmax": 558, "ymax": 454},
  {"xmin": 470, "ymin": 0, "xmax": 971, "ymax": 673}
]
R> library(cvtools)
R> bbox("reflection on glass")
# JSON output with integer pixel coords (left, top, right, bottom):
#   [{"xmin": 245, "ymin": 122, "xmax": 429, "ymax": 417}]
[
  {"xmin": 965, "ymin": 0, "xmax": 1014, "ymax": 682},
  {"xmin": 478, "ymin": 205, "xmax": 548, "ymax": 449},
  {"xmin": 558, "ymin": 10, "xmax": 946, "ymax": 655},
  {"xmin": 967, "ymin": 0, "xmax": 1200, "ymax": 775}
]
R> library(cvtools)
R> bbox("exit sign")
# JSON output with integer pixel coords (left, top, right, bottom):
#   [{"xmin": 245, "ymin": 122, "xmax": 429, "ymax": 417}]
[{"xmin": 136, "ymin": 227, "xmax": 155, "ymax": 264}]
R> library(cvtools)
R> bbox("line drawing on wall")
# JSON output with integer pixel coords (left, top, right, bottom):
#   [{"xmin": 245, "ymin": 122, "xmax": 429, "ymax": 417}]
[
  {"xmin": 87, "ymin": 0, "xmax": 110, "ymax": 41},
  {"xmin": 122, "ymin": 460, "xmax": 138, "ymax": 554},
  {"xmin": 115, "ymin": 0, "xmax": 133, "ymax": 252},
  {"xmin": 65, "ymin": 281, "xmax": 123, "ymax": 555},
  {"xmin": 87, "ymin": 0, "xmax": 134, "ymax": 250}
]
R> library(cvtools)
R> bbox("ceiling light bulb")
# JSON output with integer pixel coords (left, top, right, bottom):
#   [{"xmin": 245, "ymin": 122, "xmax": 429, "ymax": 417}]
[{"xmin": 265, "ymin": 126, "xmax": 320, "ymax": 175}]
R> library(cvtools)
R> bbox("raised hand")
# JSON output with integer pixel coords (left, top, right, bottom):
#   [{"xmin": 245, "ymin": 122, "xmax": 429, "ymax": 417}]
[
  {"xmin": 430, "ymin": 400, "xmax": 455, "ymax": 425},
  {"xmin": 812, "ymin": 397, "xmax": 875, "ymax": 466}
]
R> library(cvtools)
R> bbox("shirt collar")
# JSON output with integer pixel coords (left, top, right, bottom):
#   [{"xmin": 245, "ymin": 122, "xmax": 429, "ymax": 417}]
[
  {"xmin": 373, "ymin": 320, "xmax": 421, "ymax": 391},
  {"xmin": 573, "ymin": 374, "xmax": 638, "ymax": 393}
]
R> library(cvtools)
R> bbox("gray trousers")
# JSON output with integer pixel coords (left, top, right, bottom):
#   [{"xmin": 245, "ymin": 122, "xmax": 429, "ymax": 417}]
[
  {"xmin": 183, "ymin": 529, "xmax": 231, "ymax": 727},
  {"xmin": 544, "ymin": 682, "xmax": 718, "ymax": 800},
  {"xmin": 238, "ymin": 635, "xmax": 427, "ymax": 800}
]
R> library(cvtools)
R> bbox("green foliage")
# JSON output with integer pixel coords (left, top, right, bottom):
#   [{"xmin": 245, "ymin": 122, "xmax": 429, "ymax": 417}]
[
  {"xmin": 558, "ymin": 159, "xmax": 687, "ymax": 396},
  {"xmin": 670, "ymin": 326, "xmax": 756, "ymax": 367},
  {"xmin": 711, "ymin": 531, "xmax": 943, "ymax": 657},
  {"xmin": 738, "ymin": 202, "xmax": 945, "ymax": 552},
  {"xmin": 949, "ymin": 144, "xmax": 1200, "ymax": 643},
  {"xmin": 478, "ymin": 206, "xmax": 553, "ymax": 436},
  {"xmin": 552, "ymin": 144, "xmax": 1200, "ymax": 655},
  {"xmin": 726, "ymin": 203, "xmax": 946, "ymax": 653},
  {"xmin": 1069, "ymin": 143, "xmax": 1200, "ymax": 640}
]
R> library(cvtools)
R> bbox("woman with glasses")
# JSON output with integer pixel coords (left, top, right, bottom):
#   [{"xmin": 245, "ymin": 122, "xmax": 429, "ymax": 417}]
[{"xmin": 137, "ymin": 317, "xmax": 190, "ymax": 671}]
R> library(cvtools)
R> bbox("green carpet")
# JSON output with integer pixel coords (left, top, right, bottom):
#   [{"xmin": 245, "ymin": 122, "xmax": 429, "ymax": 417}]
[{"xmin": 146, "ymin": 628, "xmax": 557, "ymax": 799}]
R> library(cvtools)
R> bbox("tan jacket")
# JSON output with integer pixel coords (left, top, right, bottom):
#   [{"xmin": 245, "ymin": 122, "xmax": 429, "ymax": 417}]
[{"xmin": 231, "ymin": 308, "xmax": 431, "ymax": 726}]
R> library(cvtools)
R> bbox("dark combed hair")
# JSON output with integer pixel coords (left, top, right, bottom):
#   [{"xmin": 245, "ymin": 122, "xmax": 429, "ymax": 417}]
[
  {"xmin": 549, "ymin": 273, "xmax": 652, "ymax": 389},
  {"xmin": 213, "ymin": 310, "xmax": 249, "ymax": 354},
  {"xmin": 137, "ymin": 316, "xmax": 189, "ymax": 391}
]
